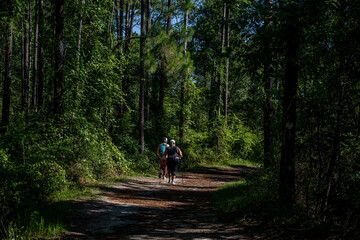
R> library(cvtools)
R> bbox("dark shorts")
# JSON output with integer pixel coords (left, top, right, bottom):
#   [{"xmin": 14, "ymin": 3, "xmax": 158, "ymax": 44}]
[{"xmin": 166, "ymin": 159, "xmax": 179, "ymax": 175}]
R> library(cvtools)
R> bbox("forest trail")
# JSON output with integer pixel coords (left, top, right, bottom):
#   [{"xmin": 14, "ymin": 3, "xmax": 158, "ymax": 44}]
[{"xmin": 62, "ymin": 166, "xmax": 268, "ymax": 240}]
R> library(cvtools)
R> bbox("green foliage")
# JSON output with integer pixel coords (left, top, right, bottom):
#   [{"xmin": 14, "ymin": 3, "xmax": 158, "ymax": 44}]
[
  {"xmin": 215, "ymin": 115, "xmax": 262, "ymax": 161},
  {"xmin": 180, "ymin": 114, "xmax": 262, "ymax": 167},
  {"xmin": 130, "ymin": 148, "xmax": 158, "ymax": 176},
  {"xmin": 212, "ymin": 169, "xmax": 278, "ymax": 218},
  {"xmin": 0, "ymin": 112, "xmax": 131, "ymax": 238},
  {"xmin": 212, "ymin": 168, "xmax": 316, "ymax": 228}
]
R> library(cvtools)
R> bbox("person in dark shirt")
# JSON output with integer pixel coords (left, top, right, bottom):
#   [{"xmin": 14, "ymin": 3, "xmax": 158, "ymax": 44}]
[{"xmin": 164, "ymin": 140, "xmax": 183, "ymax": 185}]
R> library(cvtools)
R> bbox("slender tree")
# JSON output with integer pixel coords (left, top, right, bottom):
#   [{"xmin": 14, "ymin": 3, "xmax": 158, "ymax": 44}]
[
  {"xmin": 121, "ymin": 1, "xmax": 134, "ymax": 116},
  {"xmin": 139, "ymin": 0, "xmax": 146, "ymax": 153},
  {"xmin": 74, "ymin": 0, "xmax": 85, "ymax": 101},
  {"xmin": 22, "ymin": 0, "xmax": 31, "ymax": 111},
  {"xmin": 322, "ymin": 0, "xmax": 346, "ymax": 221},
  {"xmin": 263, "ymin": 0, "xmax": 274, "ymax": 168},
  {"xmin": 145, "ymin": 0, "xmax": 152, "ymax": 121},
  {"xmin": 179, "ymin": 1, "xmax": 190, "ymax": 142},
  {"xmin": 37, "ymin": 0, "xmax": 44, "ymax": 107},
  {"xmin": 54, "ymin": 0, "xmax": 65, "ymax": 115},
  {"xmin": 218, "ymin": 2, "xmax": 226, "ymax": 116},
  {"xmin": 116, "ymin": 0, "xmax": 124, "ymax": 116},
  {"xmin": 2, "ymin": 0, "xmax": 13, "ymax": 126},
  {"xmin": 116, "ymin": 0, "xmax": 124, "ymax": 54},
  {"xmin": 124, "ymin": 1, "xmax": 130, "ymax": 50},
  {"xmin": 209, "ymin": 63, "xmax": 218, "ymax": 121},
  {"xmin": 158, "ymin": 0, "xmax": 173, "ymax": 116},
  {"xmin": 32, "ymin": 0, "xmax": 40, "ymax": 108},
  {"xmin": 279, "ymin": 1, "xmax": 300, "ymax": 207},
  {"xmin": 129, "ymin": 3, "xmax": 135, "ymax": 45},
  {"xmin": 223, "ymin": 4, "xmax": 230, "ymax": 118},
  {"xmin": 77, "ymin": 0, "xmax": 85, "ymax": 68},
  {"xmin": 166, "ymin": 0, "xmax": 172, "ymax": 35},
  {"xmin": 108, "ymin": 3, "xmax": 115, "ymax": 48}
]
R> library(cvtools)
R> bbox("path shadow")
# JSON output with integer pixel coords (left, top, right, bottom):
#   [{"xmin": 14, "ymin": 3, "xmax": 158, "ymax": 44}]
[{"xmin": 62, "ymin": 166, "xmax": 263, "ymax": 239}]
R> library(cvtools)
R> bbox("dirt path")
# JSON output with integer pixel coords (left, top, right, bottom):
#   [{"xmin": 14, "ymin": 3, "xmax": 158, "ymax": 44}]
[{"xmin": 62, "ymin": 166, "xmax": 266, "ymax": 240}]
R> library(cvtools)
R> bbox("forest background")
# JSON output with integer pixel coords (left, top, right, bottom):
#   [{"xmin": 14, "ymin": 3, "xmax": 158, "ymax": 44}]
[{"xmin": 0, "ymin": 0, "xmax": 359, "ymax": 238}]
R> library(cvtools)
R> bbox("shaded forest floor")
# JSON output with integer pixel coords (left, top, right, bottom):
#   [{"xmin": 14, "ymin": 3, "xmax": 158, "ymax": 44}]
[{"xmin": 61, "ymin": 167, "xmax": 329, "ymax": 239}]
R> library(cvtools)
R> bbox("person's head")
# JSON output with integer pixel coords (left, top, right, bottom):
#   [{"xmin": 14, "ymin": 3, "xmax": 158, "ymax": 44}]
[
  {"xmin": 170, "ymin": 139, "xmax": 176, "ymax": 146},
  {"xmin": 162, "ymin": 137, "xmax": 168, "ymax": 143}
]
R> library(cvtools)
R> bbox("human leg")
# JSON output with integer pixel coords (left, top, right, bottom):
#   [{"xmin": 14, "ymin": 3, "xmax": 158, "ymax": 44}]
[
  {"xmin": 167, "ymin": 161, "xmax": 175, "ymax": 183},
  {"xmin": 163, "ymin": 160, "xmax": 167, "ymax": 179},
  {"xmin": 171, "ymin": 160, "xmax": 179, "ymax": 184},
  {"xmin": 159, "ymin": 159, "xmax": 167, "ymax": 179},
  {"xmin": 158, "ymin": 158, "xmax": 163, "ymax": 178}
]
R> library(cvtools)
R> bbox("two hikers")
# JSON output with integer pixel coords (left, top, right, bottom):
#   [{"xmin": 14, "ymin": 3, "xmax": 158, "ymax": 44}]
[
  {"xmin": 156, "ymin": 137, "xmax": 169, "ymax": 179},
  {"xmin": 164, "ymin": 140, "xmax": 183, "ymax": 185},
  {"xmin": 156, "ymin": 138, "xmax": 183, "ymax": 184}
]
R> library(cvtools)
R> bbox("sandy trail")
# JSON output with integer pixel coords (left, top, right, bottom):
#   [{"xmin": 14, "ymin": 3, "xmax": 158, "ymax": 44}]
[{"xmin": 62, "ymin": 166, "xmax": 266, "ymax": 240}]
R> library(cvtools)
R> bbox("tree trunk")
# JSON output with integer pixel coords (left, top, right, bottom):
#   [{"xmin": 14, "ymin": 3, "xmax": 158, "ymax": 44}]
[
  {"xmin": 120, "ymin": 2, "xmax": 133, "ymax": 116},
  {"xmin": 145, "ymin": 0, "xmax": 151, "ymax": 121},
  {"xmin": 158, "ymin": 0, "xmax": 172, "ymax": 117},
  {"xmin": 151, "ymin": 67, "xmax": 159, "ymax": 114},
  {"xmin": 75, "ymin": 0, "xmax": 85, "ymax": 100},
  {"xmin": 116, "ymin": 0, "xmax": 124, "ymax": 54},
  {"xmin": 108, "ymin": 3, "xmax": 115, "ymax": 48},
  {"xmin": 77, "ymin": 0, "xmax": 85, "ymax": 68},
  {"xmin": 217, "ymin": 2, "xmax": 226, "ymax": 116},
  {"xmin": 116, "ymin": 0, "xmax": 124, "ymax": 116},
  {"xmin": 208, "ymin": 63, "xmax": 217, "ymax": 122},
  {"xmin": 158, "ymin": 61, "xmax": 166, "ymax": 116},
  {"xmin": 129, "ymin": 3, "xmax": 135, "ymax": 45},
  {"xmin": 279, "ymin": 4, "xmax": 300, "ymax": 208},
  {"xmin": 139, "ymin": 0, "xmax": 146, "ymax": 154},
  {"xmin": 166, "ymin": 0, "xmax": 172, "ymax": 34},
  {"xmin": 263, "ymin": 0, "xmax": 274, "ymax": 168},
  {"xmin": 21, "ymin": 20, "xmax": 25, "ymax": 103},
  {"xmin": 2, "ymin": 8, "xmax": 13, "ymax": 126},
  {"xmin": 38, "ymin": 0, "xmax": 44, "ymax": 107},
  {"xmin": 217, "ymin": 68, "xmax": 222, "ymax": 116},
  {"xmin": 32, "ymin": 0, "xmax": 40, "ymax": 108},
  {"xmin": 28, "ymin": 0, "xmax": 32, "ymax": 111},
  {"xmin": 54, "ymin": 0, "xmax": 65, "ymax": 115},
  {"xmin": 22, "ymin": 0, "xmax": 31, "ymax": 112},
  {"xmin": 322, "ymin": 85, "xmax": 343, "ymax": 221},
  {"xmin": 146, "ymin": 0, "xmax": 151, "ymax": 36},
  {"xmin": 145, "ymin": 79, "xmax": 150, "ymax": 122},
  {"xmin": 321, "ymin": 1, "xmax": 345, "ymax": 222},
  {"xmin": 223, "ymin": 5, "xmax": 230, "ymax": 118},
  {"xmin": 179, "ymin": 8, "xmax": 189, "ymax": 142},
  {"xmin": 125, "ymin": 2, "xmax": 130, "ymax": 51}
]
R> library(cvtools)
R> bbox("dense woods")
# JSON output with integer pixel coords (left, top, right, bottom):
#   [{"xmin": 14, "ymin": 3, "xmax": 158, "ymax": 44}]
[{"xmin": 1, "ymin": 0, "xmax": 359, "ymax": 238}]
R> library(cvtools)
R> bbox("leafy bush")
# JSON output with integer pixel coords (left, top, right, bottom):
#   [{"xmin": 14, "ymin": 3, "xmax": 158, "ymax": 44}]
[
  {"xmin": 0, "ymin": 112, "xmax": 133, "ymax": 238},
  {"xmin": 212, "ymin": 169, "xmax": 279, "ymax": 219},
  {"xmin": 182, "ymin": 114, "xmax": 262, "ymax": 167}
]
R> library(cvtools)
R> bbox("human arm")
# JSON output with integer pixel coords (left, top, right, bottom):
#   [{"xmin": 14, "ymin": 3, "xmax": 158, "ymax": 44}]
[
  {"xmin": 177, "ymin": 147, "xmax": 183, "ymax": 158},
  {"xmin": 156, "ymin": 144, "xmax": 160, "ymax": 157}
]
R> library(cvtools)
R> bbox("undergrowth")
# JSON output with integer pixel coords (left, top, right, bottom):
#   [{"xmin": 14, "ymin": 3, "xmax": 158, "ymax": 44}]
[
  {"xmin": 0, "ymin": 185, "xmax": 97, "ymax": 240},
  {"xmin": 212, "ymin": 169, "xmax": 280, "ymax": 219},
  {"xmin": 211, "ymin": 168, "xmax": 348, "ymax": 238}
]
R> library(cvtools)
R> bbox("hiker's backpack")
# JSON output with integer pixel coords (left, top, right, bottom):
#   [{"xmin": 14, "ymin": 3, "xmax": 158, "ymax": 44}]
[
  {"xmin": 167, "ymin": 146, "xmax": 180, "ymax": 161},
  {"xmin": 159, "ymin": 143, "xmax": 167, "ymax": 157}
]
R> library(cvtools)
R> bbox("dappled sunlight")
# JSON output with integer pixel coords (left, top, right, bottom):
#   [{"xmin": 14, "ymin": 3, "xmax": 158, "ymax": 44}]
[{"xmin": 62, "ymin": 167, "xmax": 262, "ymax": 239}]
